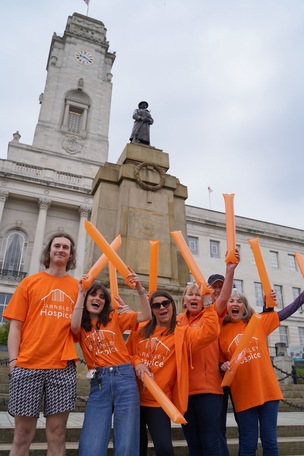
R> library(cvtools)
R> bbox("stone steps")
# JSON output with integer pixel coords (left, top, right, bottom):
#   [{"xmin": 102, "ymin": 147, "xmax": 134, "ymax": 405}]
[
  {"xmin": 0, "ymin": 424, "xmax": 304, "ymax": 456},
  {"xmin": 1, "ymin": 355, "xmax": 304, "ymax": 454}
]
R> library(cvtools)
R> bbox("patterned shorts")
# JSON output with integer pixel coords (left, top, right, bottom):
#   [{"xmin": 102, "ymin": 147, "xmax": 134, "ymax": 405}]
[{"xmin": 8, "ymin": 361, "xmax": 76, "ymax": 418}]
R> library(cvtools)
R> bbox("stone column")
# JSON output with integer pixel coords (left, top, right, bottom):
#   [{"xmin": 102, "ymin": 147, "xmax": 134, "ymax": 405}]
[
  {"xmin": 0, "ymin": 190, "xmax": 9, "ymax": 222},
  {"xmin": 74, "ymin": 205, "xmax": 91, "ymax": 278},
  {"xmin": 28, "ymin": 198, "xmax": 51, "ymax": 274}
]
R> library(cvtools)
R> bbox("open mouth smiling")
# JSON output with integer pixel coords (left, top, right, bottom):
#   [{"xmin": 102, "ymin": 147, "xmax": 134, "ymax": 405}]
[
  {"xmin": 91, "ymin": 301, "xmax": 100, "ymax": 309},
  {"xmin": 231, "ymin": 307, "xmax": 241, "ymax": 316}
]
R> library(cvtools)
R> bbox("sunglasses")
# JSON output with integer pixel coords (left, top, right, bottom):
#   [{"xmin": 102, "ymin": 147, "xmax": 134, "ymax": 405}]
[{"xmin": 151, "ymin": 299, "xmax": 172, "ymax": 310}]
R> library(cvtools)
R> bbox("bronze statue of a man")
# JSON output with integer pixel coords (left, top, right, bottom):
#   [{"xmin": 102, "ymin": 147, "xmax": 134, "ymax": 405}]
[{"xmin": 129, "ymin": 101, "xmax": 154, "ymax": 146}]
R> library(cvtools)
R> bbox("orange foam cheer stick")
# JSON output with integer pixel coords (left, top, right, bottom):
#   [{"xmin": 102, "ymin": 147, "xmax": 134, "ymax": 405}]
[
  {"xmin": 295, "ymin": 252, "xmax": 304, "ymax": 278},
  {"xmin": 171, "ymin": 230, "xmax": 211, "ymax": 295},
  {"xmin": 149, "ymin": 240, "xmax": 159, "ymax": 296},
  {"xmin": 85, "ymin": 220, "xmax": 135, "ymax": 288},
  {"xmin": 82, "ymin": 234, "xmax": 121, "ymax": 289},
  {"xmin": 248, "ymin": 237, "xmax": 277, "ymax": 308},
  {"xmin": 143, "ymin": 373, "xmax": 187, "ymax": 424},
  {"xmin": 109, "ymin": 262, "xmax": 119, "ymax": 309},
  {"xmin": 223, "ymin": 193, "xmax": 239, "ymax": 263},
  {"xmin": 221, "ymin": 314, "xmax": 261, "ymax": 387}
]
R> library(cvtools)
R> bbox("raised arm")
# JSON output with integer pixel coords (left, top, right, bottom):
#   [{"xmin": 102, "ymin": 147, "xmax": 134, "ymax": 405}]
[
  {"xmin": 216, "ymin": 251, "xmax": 240, "ymax": 316},
  {"xmin": 278, "ymin": 291, "xmax": 304, "ymax": 321},
  {"xmin": 126, "ymin": 269, "xmax": 152, "ymax": 322},
  {"xmin": 71, "ymin": 277, "xmax": 88, "ymax": 336}
]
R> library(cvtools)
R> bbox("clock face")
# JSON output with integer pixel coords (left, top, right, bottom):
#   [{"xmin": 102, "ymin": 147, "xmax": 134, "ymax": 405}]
[{"xmin": 74, "ymin": 50, "xmax": 94, "ymax": 65}]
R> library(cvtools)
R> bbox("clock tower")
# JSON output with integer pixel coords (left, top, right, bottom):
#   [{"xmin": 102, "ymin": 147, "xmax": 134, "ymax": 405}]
[{"xmin": 24, "ymin": 12, "xmax": 115, "ymax": 178}]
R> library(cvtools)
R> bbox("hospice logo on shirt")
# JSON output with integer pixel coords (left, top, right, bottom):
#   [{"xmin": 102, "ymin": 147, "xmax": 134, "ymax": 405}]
[
  {"xmin": 138, "ymin": 337, "xmax": 170, "ymax": 369},
  {"xmin": 40, "ymin": 288, "xmax": 75, "ymax": 319},
  {"xmin": 85, "ymin": 329, "xmax": 118, "ymax": 356},
  {"xmin": 228, "ymin": 334, "xmax": 261, "ymax": 365}
]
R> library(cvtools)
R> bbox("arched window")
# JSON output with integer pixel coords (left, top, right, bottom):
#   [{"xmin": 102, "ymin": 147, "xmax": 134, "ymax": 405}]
[
  {"xmin": 0, "ymin": 231, "xmax": 28, "ymax": 278},
  {"xmin": 61, "ymin": 89, "xmax": 91, "ymax": 138}
]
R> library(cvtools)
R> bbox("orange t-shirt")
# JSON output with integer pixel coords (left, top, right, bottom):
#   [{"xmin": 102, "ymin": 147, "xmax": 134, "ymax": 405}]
[
  {"xmin": 3, "ymin": 271, "xmax": 79, "ymax": 369},
  {"xmin": 127, "ymin": 305, "xmax": 220, "ymax": 413},
  {"xmin": 126, "ymin": 325, "xmax": 176, "ymax": 407},
  {"xmin": 178, "ymin": 310, "xmax": 223, "ymax": 395},
  {"xmin": 75, "ymin": 311, "xmax": 138, "ymax": 369},
  {"xmin": 219, "ymin": 312, "xmax": 283, "ymax": 412}
]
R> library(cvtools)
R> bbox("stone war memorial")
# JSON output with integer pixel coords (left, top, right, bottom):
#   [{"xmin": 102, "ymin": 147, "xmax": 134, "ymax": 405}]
[{"xmin": 87, "ymin": 140, "xmax": 189, "ymax": 312}]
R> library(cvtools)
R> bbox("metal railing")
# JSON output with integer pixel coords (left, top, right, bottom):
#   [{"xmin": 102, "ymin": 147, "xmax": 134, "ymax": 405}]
[{"xmin": 0, "ymin": 269, "xmax": 27, "ymax": 281}]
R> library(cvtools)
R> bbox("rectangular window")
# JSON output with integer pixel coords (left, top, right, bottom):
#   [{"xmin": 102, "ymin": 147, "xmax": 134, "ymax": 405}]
[
  {"xmin": 68, "ymin": 107, "xmax": 82, "ymax": 133},
  {"xmin": 210, "ymin": 240, "xmax": 220, "ymax": 259},
  {"xmin": 254, "ymin": 282, "xmax": 264, "ymax": 307},
  {"xmin": 188, "ymin": 236, "xmax": 198, "ymax": 255},
  {"xmin": 274, "ymin": 285, "xmax": 284, "ymax": 309},
  {"xmin": 292, "ymin": 287, "xmax": 301, "ymax": 299},
  {"xmin": 270, "ymin": 251, "xmax": 279, "ymax": 268},
  {"xmin": 0, "ymin": 293, "xmax": 12, "ymax": 322},
  {"xmin": 279, "ymin": 325, "xmax": 289, "ymax": 347},
  {"xmin": 288, "ymin": 254, "xmax": 297, "ymax": 271},
  {"xmin": 233, "ymin": 279, "xmax": 243, "ymax": 292},
  {"xmin": 293, "ymin": 287, "xmax": 303, "ymax": 313},
  {"xmin": 299, "ymin": 327, "xmax": 304, "ymax": 346}
]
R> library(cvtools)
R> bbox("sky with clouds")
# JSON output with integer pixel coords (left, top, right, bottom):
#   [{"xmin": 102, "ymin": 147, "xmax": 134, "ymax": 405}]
[{"xmin": 1, "ymin": 0, "xmax": 304, "ymax": 230}]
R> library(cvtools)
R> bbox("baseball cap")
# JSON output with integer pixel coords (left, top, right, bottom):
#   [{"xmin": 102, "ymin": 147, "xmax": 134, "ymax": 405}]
[{"xmin": 208, "ymin": 274, "xmax": 225, "ymax": 286}]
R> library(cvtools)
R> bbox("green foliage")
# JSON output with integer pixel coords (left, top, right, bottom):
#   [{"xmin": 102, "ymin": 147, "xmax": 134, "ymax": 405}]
[
  {"xmin": 297, "ymin": 367, "xmax": 304, "ymax": 384},
  {"xmin": 0, "ymin": 321, "xmax": 9, "ymax": 345}
]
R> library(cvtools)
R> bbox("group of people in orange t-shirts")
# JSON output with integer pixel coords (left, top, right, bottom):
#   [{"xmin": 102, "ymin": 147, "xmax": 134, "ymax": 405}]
[{"xmin": 4, "ymin": 233, "xmax": 304, "ymax": 456}]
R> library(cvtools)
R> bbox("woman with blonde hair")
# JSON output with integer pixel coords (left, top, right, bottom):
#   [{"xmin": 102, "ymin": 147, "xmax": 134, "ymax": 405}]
[{"xmin": 220, "ymin": 287, "xmax": 304, "ymax": 455}]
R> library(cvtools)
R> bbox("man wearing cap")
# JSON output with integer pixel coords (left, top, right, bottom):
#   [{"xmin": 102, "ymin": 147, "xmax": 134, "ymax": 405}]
[
  {"xmin": 208, "ymin": 274, "xmax": 225, "ymax": 303},
  {"xmin": 178, "ymin": 255, "xmax": 239, "ymax": 456},
  {"xmin": 129, "ymin": 101, "xmax": 154, "ymax": 145},
  {"xmin": 208, "ymin": 272, "xmax": 237, "ymax": 456}
]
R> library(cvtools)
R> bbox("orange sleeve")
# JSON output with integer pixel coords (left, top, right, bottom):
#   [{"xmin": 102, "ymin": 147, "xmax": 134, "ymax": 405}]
[{"xmin": 186, "ymin": 305, "xmax": 220, "ymax": 352}]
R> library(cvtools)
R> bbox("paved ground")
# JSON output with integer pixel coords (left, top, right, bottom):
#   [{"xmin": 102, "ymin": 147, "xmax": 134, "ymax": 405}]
[{"xmin": 1, "ymin": 411, "xmax": 304, "ymax": 429}]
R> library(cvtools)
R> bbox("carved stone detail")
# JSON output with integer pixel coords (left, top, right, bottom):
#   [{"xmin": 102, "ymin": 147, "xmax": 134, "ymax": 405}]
[
  {"xmin": 134, "ymin": 162, "xmax": 165, "ymax": 192},
  {"xmin": 62, "ymin": 135, "xmax": 83, "ymax": 155},
  {"xmin": 39, "ymin": 198, "xmax": 51, "ymax": 210}
]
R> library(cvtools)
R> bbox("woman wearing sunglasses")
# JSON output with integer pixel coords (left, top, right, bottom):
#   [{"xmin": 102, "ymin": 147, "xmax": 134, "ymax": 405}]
[{"xmin": 126, "ymin": 290, "xmax": 220, "ymax": 456}]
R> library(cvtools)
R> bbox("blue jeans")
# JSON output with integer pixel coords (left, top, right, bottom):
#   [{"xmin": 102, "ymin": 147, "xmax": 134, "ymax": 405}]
[
  {"xmin": 79, "ymin": 363, "xmax": 140, "ymax": 456},
  {"xmin": 236, "ymin": 400, "xmax": 280, "ymax": 456},
  {"xmin": 182, "ymin": 393, "xmax": 222, "ymax": 456}
]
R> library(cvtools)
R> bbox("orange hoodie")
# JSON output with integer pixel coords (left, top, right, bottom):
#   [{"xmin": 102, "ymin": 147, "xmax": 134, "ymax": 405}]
[{"xmin": 127, "ymin": 305, "xmax": 219, "ymax": 414}]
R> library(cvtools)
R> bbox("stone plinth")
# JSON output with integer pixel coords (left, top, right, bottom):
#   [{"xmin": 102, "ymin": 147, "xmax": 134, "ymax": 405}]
[{"xmin": 87, "ymin": 143, "xmax": 189, "ymax": 310}]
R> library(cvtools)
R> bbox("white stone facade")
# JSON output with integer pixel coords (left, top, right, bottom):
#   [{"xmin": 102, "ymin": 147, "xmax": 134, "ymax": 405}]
[
  {"xmin": 1, "ymin": 12, "xmax": 303, "ymax": 365},
  {"xmin": 186, "ymin": 205, "xmax": 304, "ymax": 356}
]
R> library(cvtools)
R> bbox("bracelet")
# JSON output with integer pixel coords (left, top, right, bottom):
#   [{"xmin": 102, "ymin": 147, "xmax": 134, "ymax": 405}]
[
  {"xmin": 138, "ymin": 288, "xmax": 146, "ymax": 296},
  {"xmin": 9, "ymin": 358, "xmax": 17, "ymax": 364}
]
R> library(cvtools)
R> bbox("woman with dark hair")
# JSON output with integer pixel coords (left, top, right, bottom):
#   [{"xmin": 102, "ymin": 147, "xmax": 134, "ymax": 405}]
[
  {"xmin": 71, "ymin": 271, "xmax": 151, "ymax": 456},
  {"xmin": 126, "ymin": 289, "xmax": 220, "ymax": 456},
  {"xmin": 219, "ymin": 287, "xmax": 304, "ymax": 456}
]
